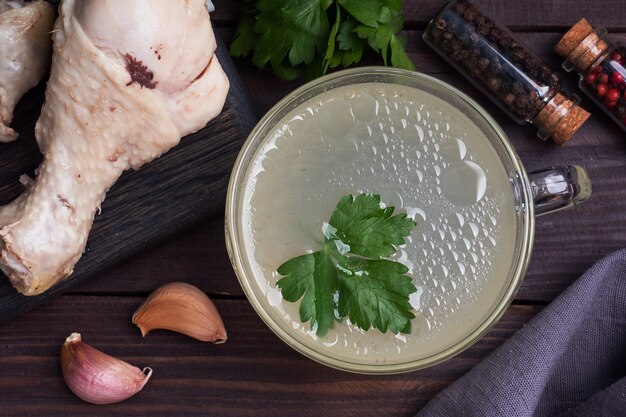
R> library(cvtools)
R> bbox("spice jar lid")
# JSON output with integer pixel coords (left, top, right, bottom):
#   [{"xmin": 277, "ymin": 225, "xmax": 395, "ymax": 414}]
[
  {"xmin": 533, "ymin": 92, "xmax": 590, "ymax": 145},
  {"xmin": 554, "ymin": 18, "xmax": 609, "ymax": 73}
]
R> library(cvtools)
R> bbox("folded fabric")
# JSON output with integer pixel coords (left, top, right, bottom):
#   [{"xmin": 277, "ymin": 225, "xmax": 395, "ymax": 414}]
[{"xmin": 416, "ymin": 249, "xmax": 626, "ymax": 417}]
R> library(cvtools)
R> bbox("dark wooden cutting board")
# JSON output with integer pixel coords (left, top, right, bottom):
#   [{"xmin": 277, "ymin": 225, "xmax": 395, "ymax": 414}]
[{"xmin": 0, "ymin": 31, "xmax": 257, "ymax": 322}]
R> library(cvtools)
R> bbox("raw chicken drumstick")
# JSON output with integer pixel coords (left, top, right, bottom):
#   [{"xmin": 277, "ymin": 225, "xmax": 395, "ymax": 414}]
[
  {"xmin": 0, "ymin": 0, "xmax": 54, "ymax": 142},
  {"xmin": 0, "ymin": 0, "xmax": 229, "ymax": 295}
]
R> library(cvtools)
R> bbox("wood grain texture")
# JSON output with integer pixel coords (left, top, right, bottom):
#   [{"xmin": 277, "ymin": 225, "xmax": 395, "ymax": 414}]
[
  {"xmin": 1, "ymin": 1, "xmax": 625, "ymax": 416},
  {"xmin": 0, "ymin": 295, "xmax": 540, "ymax": 416},
  {"xmin": 212, "ymin": 0, "xmax": 626, "ymax": 30},
  {"xmin": 70, "ymin": 216, "xmax": 242, "ymax": 297},
  {"xmin": 0, "ymin": 35, "xmax": 257, "ymax": 322}
]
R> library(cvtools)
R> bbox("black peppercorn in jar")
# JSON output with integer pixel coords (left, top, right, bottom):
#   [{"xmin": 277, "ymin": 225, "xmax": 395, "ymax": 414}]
[
  {"xmin": 555, "ymin": 19, "xmax": 626, "ymax": 132},
  {"xmin": 424, "ymin": 0, "xmax": 590, "ymax": 145}
]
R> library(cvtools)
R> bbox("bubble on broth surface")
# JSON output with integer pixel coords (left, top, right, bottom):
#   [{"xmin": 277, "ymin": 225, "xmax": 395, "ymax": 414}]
[
  {"xmin": 441, "ymin": 161, "xmax": 487, "ymax": 206},
  {"xmin": 440, "ymin": 138, "xmax": 467, "ymax": 161},
  {"xmin": 348, "ymin": 93, "xmax": 379, "ymax": 121}
]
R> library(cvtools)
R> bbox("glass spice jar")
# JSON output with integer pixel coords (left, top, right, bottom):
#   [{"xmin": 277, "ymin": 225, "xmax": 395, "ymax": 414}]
[
  {"xmin": 423, "ymin": 0, "xmax": 590, "ymax": 145},
  {"xmin": 554, "ymin": 19, "xmax": 626, "ymax": 132}
]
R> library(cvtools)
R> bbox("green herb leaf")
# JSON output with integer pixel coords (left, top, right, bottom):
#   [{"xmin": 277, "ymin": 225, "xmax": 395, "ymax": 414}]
[
  {"xmin": 337, "ymin": 0, "xmax": 402, "ymax": 27},
  {"xmin": 276, "ymin": 194, "xmax": 417, "ymax": 336},
  {"xmin": 328, "ymin": 194, "xmax": 416, "ymax": 259},
  {"xmin": 378, "ymin": 6, "xmax": 394, "ymax": 24},
  {"xmin": 323, "ymin": 3, "xmax": 342, "ymax": 72},
  {"xmin": 321, "ymin": 0, "xmax": 335, "ymax": 11},
  {"xmin": 228, "ymin": 0, "xmax": 259, "ymax": 58},
  {"xmin": 337, "ymin": 18, "xmax": 361, "ymax": 51},
  {"xmin": 341, "ymin": 46, "xmax": 363, "ymax": 67},
  {"xmin": 229, "ymin": 0, "xmax": 414, "ymax": 80},
  {"xmin": 390, "ymin": 34, "xmax": 415, "ymax": 70},
  {"xmin": 277, "ymin": 251, "xmax": 338, "ymax": 337},
  {"xmin": 337, "ymin": 257, "xmax": 416, "ymax": 334},
  {"xmin": 272, "ymin": 63, "xmax": 304, "ymax": 81},
  {"xmin": 229, "ymin": 14, "xmax": 257, "ymax": 58},
  {"xmin": 355, "ymin": 13, "xmax": 413, "ymax": 70},
  {"xmin": 336, "ymin": 18, "xmax": 365, "ymax": 67},
  {"xmin": 252, "ymin": 0, "xmax": 330, "ymax": 68}
]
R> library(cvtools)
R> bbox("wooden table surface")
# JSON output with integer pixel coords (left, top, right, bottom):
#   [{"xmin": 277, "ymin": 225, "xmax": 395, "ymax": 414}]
[{"xmin": 2, "ymin": 1, "xmax": 626, "ymax": 416}]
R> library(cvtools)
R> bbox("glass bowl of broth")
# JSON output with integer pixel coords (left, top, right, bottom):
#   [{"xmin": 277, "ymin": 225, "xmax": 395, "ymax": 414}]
[{"xmin": 225, "ymin": 67, "xmax": 591, "ymax": 374}]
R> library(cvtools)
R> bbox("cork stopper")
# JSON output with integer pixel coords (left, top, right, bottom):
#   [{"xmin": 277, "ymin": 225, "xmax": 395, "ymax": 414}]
[
  {"xmin": 533, "ymin": 93, "xmax": 590, "ymax": 145},
  {"xmin": 554, "ymin": 18, "xmax": 593, "ymax": 57},
  {"xmin": 554, "ymin": 18, "xmax": 609, "ymax": 73}
]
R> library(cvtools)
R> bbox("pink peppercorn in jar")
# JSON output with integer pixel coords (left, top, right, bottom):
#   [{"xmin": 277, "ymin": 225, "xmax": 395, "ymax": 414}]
[{"xmin": 555, "ymin": 19, "xmax": 626, "ymax": 132}]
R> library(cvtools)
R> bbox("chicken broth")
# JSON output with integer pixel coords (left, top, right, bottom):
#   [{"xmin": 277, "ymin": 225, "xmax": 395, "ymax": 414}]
[{"xmin": 239, "ymin": 82, "xmax": 518, "ymax": 364}]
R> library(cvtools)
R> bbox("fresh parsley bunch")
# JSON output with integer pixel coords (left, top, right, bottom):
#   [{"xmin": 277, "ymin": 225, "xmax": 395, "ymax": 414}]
[
  {"xmin": 276, "ymin": 194, "xmax": 417, "ymax": 337},
  {"xmin": 230, "ymin": 0, "xmax": 415, "ymax": 81}
]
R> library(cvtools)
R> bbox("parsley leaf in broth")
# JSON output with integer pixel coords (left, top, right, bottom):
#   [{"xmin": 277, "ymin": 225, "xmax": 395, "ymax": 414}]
[{"xmin": 276, "ymin": 194, "xmax": 417, "ymax": 337}]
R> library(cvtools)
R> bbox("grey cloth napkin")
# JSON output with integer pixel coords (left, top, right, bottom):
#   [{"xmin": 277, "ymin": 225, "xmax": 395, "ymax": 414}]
[{"xmin": 416, "ymin": 249, "xmax": 626, "ymax": 417}]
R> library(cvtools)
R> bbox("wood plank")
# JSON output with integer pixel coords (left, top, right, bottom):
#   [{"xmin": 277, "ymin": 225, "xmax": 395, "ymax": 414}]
[
  {"xmin": 212, "ymin": 0, "xmax": 626, "ymax": 31},
  {"xmin": 0, "ymin": 35, "xmax": 257, "ymax": 322},
  {"xmin": 70, "ymin": 216, "xmax": 242, "ymax": 296},
  {"xmin": 402, "ymin": 0, "xmax": 626, "ymax": 30},
  {"xmin": 0, "ymin": 295, "xmax": 540, "ymax": 416}
]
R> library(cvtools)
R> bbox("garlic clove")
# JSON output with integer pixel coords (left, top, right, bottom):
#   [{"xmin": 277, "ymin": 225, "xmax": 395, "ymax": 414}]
[
  {"xmin": 61, "ymin": 333, "xmax": 152, "ymax": 405},
  {"xmin": 132, "ymin": 282, "xmax": 227, "ymax": 343}
]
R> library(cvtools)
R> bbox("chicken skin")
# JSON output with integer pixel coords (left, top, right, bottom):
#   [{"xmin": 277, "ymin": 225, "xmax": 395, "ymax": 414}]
[
  {"xmin": 0, "ymin": 0, "xmax": 54, "ymax": 142},
  {"xmin": 0, "ymin": 0, "xmax": 229, "ymax": 295}
]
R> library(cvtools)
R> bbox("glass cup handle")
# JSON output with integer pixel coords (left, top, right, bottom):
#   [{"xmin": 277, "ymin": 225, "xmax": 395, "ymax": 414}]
[{"xmin": 528, "ymin": 165, "xmax": 592, "ymax": 216}]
